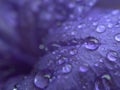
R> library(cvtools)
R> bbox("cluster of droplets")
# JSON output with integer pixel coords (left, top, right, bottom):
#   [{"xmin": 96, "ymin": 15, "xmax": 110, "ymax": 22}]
[{"xmin": 37, "ymin": 17, "xmax": 120, "ymax": 89}]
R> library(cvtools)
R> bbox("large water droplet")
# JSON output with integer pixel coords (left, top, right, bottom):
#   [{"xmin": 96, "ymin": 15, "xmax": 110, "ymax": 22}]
[
  {"xmin": 114, "ymin": 33, "xmax": 120, "ymax": 42},
  {"xmin": 96, "ymin": 25, "xmax": 106, "ymax": 33},
  {"xmin": 83, "ymin": 37, "xmax": 100, "ymax": 50},
  {"xmin": 62, "ymin": 64, "xmax": 72, "ymax": 74},
  {"xmin": 107, "ymin": 51, "xmax": 118, "ymax": 62},
  {"xmin": 79, "ymin": 65, "xmax": 88, "ymax": 72},
  {"xmin": 34, "ymin": 73, "xmax": 49, "ymax": 89},
  {"xmin": 94, "ymin": 74, "xmax": 111, "ymax": 90}
]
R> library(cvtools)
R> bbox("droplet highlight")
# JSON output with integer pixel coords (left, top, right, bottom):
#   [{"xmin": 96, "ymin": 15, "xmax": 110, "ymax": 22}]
[
  {"xmin": 34, "ymin": 73, "xmax": 49, "ymax": 89},
  {"xmin": 96, "ymin": 25, "xmax": 106, "ymax": 33},
  {"xmin": 62, "ymin": 64, "xmax": 72, "ymax": 74},
  {"xmin": 83, "ymin": 37, "xmax": 100, "ymax": 50},
  {"xmin": 94, "ymin": 74, "xmax": 111, "ymax": 90},
  {"xmin": 115, "ymin": 33, "xmax": 120, "ymax": 42},
  {"xmin": 79, "ymin": 65, "xmax": 88, "ymax": 72},
  {"xmin": 107, "ymin": 51, "xmax": 118, "ymax": 62},
  {"xmin": 102, "ymin": 74, "xmax": 111, "ymax": 81}
]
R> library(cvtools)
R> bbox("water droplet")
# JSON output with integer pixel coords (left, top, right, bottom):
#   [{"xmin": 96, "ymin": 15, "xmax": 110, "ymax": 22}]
[
  {"xmin": 13, "ymin": 86, "xmax": 17, "ymax": 90},
  {"xmin": 99, "ymin": 58, "xmax": 104, "ymax": 63},
  {"xmin": 39, "ymin": 44, "xmax": 45, "ymax": 50},
  {"xmin": 69, "ymin": 49, "xmax": 77, "ymax": 56},
  {"xmin": 107, "ymin": 23, "xmax": 113, "ymax": 28},
  {"xmin": 83, "ymin": 37, "xmax": 100, "ymax": 50},
  {"xmin": 107, "ymin": 51, "xmax": 118, "ymax": 62},
  {"xmin": 95, "ymin": 63, "xmax": 99, "ymax": 67},
  {"xmin": 78, "ymin": 25, "xmax": 82, "ymax": 28},
  {"xmin": 79, "ymin": 65, "xmax": 88, "ymax": 72},
  {"xmin": 48, "ymin": 42, "xmax": 61, "ymax": 51},
  {"xmin": 94, "ymin": 75, "xmax": 111, "ymax": 90},
  {"xmin": 96, "ymin": 25, "xmax": 106, "ymax": 33},
  {"xmin": 102, "ymin": 74, "xmax": 111, "ymax": 80},
  {"xmin": 93, "ymin": 22, "xmax": 98, "ymax": 26},
  {"xmin": 13, "ymin": 88, "xmax": 17, "ymax": 90},
  {"xmin": 115, "ymin": 33, "xmax": 120, "ymax": 42},
  {"xmin": 34, "ymin": 73, "xmax": 49, "ymax": 89},
  {"xmin": 62, "ymin": 64, "xmax": 72, "ymax": 74},
  {"xmin": 71, "ymin": 31, "xmax": 76, "ymax": 35},
  {"xmin": 57, "ymin": 57, "xmax": 69, "ymax": 65},
  {"xmin": 58, "ymin": 59, "xmax": 64, "ymax": 65}
]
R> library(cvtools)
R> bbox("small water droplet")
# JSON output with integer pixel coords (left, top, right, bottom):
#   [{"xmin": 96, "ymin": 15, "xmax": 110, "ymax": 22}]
[
  {"xmin": 102, "ymin": 74, "xmax": 111, "ymax": 80},
  {"xmin": 96, "ymin": 25, "xmax": 106, "ymax": 33},
  {"xmin": 58, "ymin": 59, "xmax": 64, "ymax": 65},
  {"xmin": 48, "ymin": 42, "xmax": 61, "ymax": 51},
  {"xmin": 69, "ymin": 49, "xmax": 77, "ymax": 56},
  {"xmin": 83, "ymin": 37, "xmax": 100, "ymax": 50},
  {"xmin": 95, "ymin": 63, "xmax": 99, "ymax": 67},
  {"xmin": 93, "ymin": 22, "xmax": 98, "ymax": 26},
  {"xmin": 34, "ymin": 73, "xmax": 49, "ymax": 89},
  {"xmin": 57, "ymin": 57, "xmax": 69, "ymax": 65},
  {"xmin": 13, "ymin": 88, "xmax": 17, "ymax": 90},
  {"xmin": 71, "ymin": 31, "xmax": 76, "ymax": 35},
  {"xmin": 79, "ymin": 65, "xmax": 88, "ymax": 72},
  {"xmin": 99, "ymin": 58, "xmax": 104, "ymax": 63},
  {"xmin": 78, "ymin": 25, "xmax": 82, "ymax": 28},
  {"xmin": 39, "ymin": 44, "xmax": 45, "ymax": 49},
  {"xmin": 62, "ymin": 64, "xmax": 72, "ymax": 74},
  {"xmin": 107, "ymin": 23, "xmax": 113, "ymax": 28},
  {"xmin": 115, "ymin": 33, "xmax": 120, "ymax": 42},
  {"xmin": 107, "ymin": 51, "xmax": 118, "ymax": 62},
  {"xmin": 13, "ymin": 85, "xmax": 17, "ymax": 90}
]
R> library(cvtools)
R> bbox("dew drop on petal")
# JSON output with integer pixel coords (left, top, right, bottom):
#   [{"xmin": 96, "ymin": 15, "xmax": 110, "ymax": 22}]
[
  {"xmin": 34, "ymin": 73, "xmax": 49, "ymax": 89},
  {"xmin": 96, "ymin": 25, "xmax": 106, "ymax": 33},
  {"xmin": 79, "ymin": 65, "xmax": 88, "ymax": 72},
  {"xmin": 83, "ymin": 37, "xmax": 100, "ymax": 50},
  {"xmin": 39, "ymin": 44, "xmax": 45, "ymax": 50},
  {"xmin": 114, "ymin": 33, "xmax": 120, "ymax": 42},
  {"xmin": 99, "ymin": 58, "xmax": 104, "ymax": 63},
  {"xmin": 62, "ymin": 64, "xmax": 72, "ymax": 74},
  {"xmin": 94, "ymin": 74, "xmax": 111, "ymax": 90},
  {"xmin": 107, "ymin": 23, "xmax": 113, "ymax": 28},
  {"xmin": 93, "ymin": 22, "xmax": 98, "ymax": 26},
  {"xmin": 102, "ymin": 74, "xmax": 111, "ymax": 81},
  {"xmin": 107, "ymin": 51, "xmax": 118, "ymax": 62},
  {"xmin": 58, "ymin": 59, "xmax": 64, "ymax": 65},
  {"xmin": 69, "ymin": 49, "xmax": 77, "ymax": 56},
  {"xmin": 13, "ymin": 88, "xmax": 17, "ymax": 90}
]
